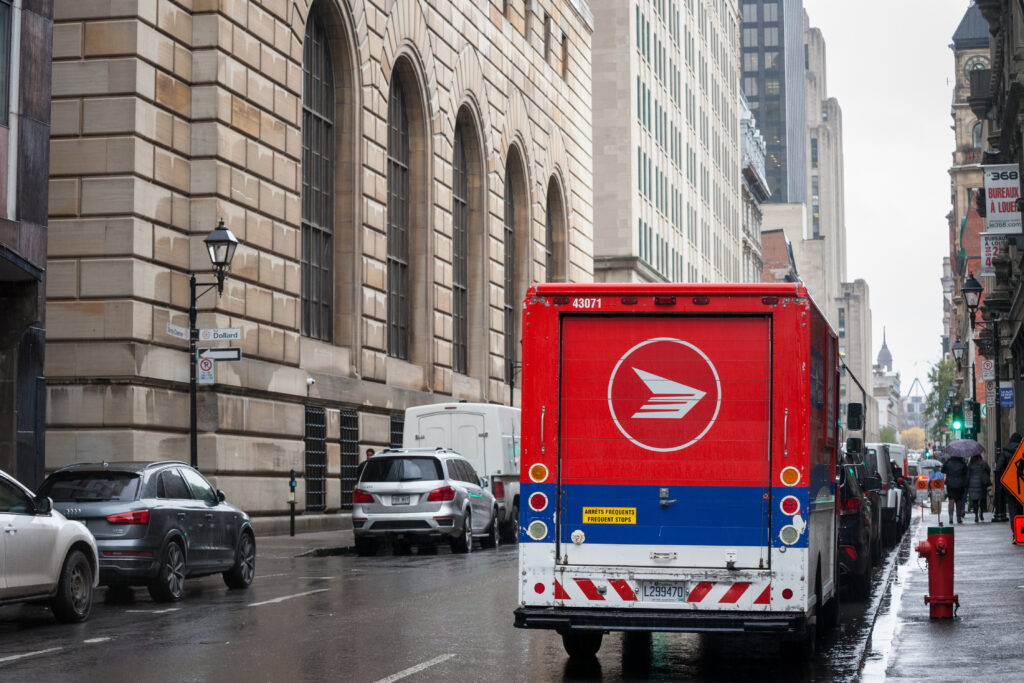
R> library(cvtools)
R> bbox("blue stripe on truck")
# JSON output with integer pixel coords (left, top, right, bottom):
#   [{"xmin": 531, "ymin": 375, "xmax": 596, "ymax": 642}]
[{"xmin": 555, "ymin": 484, "xmax": 772, "ymax": 547}]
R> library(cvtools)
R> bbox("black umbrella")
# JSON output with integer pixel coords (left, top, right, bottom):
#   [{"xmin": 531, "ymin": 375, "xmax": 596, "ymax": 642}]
[{"xmin": 944, "ymin": 439, "xmax": 984, "ymax": 459}]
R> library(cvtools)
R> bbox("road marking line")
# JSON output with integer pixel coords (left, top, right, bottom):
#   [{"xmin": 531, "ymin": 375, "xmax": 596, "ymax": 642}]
[
  {"xmin": 125, "ymin": 608, "xmax": 181, "ymax": 614},
  {"xmin": 255, "ymin": 573, "xmax": 288, "ymax": 579},
  {"xmin": 373, "ymin": 654, "xmax": 456, "ymax": 683},
  {"xmin": 247, "ymin": 588, "xmax": 328, "ymax": 607},
  {"xmin": 0, "ymin": 647, "xmax": 63, "ymax": 664},
  {"xmin": 299, "ymin": 576, "xmax": 335, "ymax": 580},
  {"xmin": 83, "ymin": 638, "xmax": 111, "ymax": 644}
]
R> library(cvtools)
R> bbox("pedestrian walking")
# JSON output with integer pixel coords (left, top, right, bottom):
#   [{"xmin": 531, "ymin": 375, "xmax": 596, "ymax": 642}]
[
  {"xmin": 967, "ymin": 453, "xmax": 991, "ymax": 522},
  {"xmin": 942, "ymin": 454, "xmax": 969, "ymax": 524}
]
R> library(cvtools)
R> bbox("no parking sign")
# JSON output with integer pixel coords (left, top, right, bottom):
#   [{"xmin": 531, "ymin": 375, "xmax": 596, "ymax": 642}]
[{"xmin": 198, "ymin": 356, "xmax": 215, "ymax": 385}]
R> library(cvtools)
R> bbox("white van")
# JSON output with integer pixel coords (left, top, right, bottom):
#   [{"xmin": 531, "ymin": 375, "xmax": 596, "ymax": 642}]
[{"xmin": 403, "ymin": 403, "xmax": 521, "ymax": 542}]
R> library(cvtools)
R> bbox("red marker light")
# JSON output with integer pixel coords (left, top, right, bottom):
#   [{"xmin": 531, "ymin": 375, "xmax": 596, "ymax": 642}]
[{"xmin": 780, "ymin": 496, "xmax": 800, "ymax": 516}]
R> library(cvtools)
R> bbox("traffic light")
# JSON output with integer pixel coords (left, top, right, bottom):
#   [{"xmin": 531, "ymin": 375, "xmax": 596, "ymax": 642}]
[{"xmin": 951, "ymin": 407, "xmax": 964, "ymax": 432}]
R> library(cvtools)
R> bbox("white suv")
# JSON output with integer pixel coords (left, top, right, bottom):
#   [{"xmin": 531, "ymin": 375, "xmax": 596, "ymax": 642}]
[{"xmin": 0, "ymin": 469, "xmax": 99, "ymax": 622}]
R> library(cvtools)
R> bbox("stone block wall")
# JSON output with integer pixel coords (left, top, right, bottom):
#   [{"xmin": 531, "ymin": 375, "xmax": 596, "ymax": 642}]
[{"xmin": 46, "ymin": 0, "xmax": 593, "ymax": 521}]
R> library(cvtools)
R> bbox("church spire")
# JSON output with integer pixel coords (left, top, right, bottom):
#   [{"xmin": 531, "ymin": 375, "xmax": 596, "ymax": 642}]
[{"xmin": 877, "ymin": 326, "xmax": 893, "ymax": 372}]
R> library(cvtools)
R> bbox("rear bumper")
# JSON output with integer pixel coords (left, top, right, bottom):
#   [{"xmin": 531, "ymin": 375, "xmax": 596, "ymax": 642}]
[
  {"xmin": 513, "ymin": 606, "xmax": 808, "ymax": 635},
  {"xmin": 98, "ymin": 556, "xmax": 160, "ymax": 585}
]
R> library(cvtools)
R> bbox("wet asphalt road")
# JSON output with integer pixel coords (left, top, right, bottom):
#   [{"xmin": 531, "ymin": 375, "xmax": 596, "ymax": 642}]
[{"xmin": 0, "ymin": 530, "xmax": 912, "ymax": 682}]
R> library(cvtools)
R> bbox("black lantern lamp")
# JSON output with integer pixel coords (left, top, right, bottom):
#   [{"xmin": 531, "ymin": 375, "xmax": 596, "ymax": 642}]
[
  {"xmin": 952, "ymin": 337, "xmax": 966, "ymax": 371},
  {"xmin": 962, "ymin": 272, "xmax": 983, "ymax": 329},
  {"xmin": 203, "ymin": 218, "xmax": 239, "ymax": 293}
]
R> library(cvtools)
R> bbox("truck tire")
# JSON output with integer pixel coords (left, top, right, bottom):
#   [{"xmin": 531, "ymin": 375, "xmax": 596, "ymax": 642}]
[
  {"xmin": 781, "ymin": 624, "xmax": 816, "ymax": 659},
  {"xmin": 561, "ymin": 631, "xmax": 603, "ymax": 659},
  {"xmin": 500, "ymin": 504, "xmax": 519, "ymax": 544}
]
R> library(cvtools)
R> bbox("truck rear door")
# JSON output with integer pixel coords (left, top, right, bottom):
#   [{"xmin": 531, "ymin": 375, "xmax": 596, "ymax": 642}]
[
  {"xmin": 557, "ymin": 315, "xmax": 772, "ymax": 570},
  {"xmin": 417, "ymin": 411, "xmax": 487, "ymax": 471}
]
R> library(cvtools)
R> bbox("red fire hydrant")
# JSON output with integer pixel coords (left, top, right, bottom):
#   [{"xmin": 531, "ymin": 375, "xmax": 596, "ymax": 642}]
[{"xmin": 915, "ymin": 526, "xmax": 959, "ymax": 619}]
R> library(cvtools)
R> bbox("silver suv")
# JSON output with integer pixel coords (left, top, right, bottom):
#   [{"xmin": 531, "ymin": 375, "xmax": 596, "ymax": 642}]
[{"xmin": 352, "ymin": 448, "xmax": 498, "ymax": 555}]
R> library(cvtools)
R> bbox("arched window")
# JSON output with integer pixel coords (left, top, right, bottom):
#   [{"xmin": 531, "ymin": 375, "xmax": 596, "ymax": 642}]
[
  {"xmin": 504, "ymin": 147, "xmax": 529, "ymax": 387},
  {"xmin": 387, "ymin": 79, "xmax": 410, "ymax": 360},
  {"xmin": 972, "ymin": 122, "xmax": 982, "ymax": 149},
  {"xmin": 301, "ymin": 8, "xmax": 334, "ymax": 341},
  {"xmin": 452, "ymin": 124, "xmax": 469, "ymax": 374},
  {"xmin": 545, "ymin": 178, "xmax": 567, "ymax": 282},
  {"xmin": 503, "ymin": 165, "xmax": 516, "ymax": 384}
]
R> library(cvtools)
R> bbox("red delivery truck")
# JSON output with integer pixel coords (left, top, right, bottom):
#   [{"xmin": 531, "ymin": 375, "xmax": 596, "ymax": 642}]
[{"xmin": 514, "ymin": 282, "xmax": 841, "ymax": 658}]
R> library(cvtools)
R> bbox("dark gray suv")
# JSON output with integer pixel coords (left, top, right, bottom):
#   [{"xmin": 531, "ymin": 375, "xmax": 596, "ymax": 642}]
[{"xmin": 38, "ymin": 461, "xmax": 256, "ymax": 602}]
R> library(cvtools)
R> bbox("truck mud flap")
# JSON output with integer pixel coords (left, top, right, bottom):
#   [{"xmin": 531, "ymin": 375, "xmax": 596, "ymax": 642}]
[{"xmin": 514, "ymin": 607, "xmax": 806, "ymax": 634}]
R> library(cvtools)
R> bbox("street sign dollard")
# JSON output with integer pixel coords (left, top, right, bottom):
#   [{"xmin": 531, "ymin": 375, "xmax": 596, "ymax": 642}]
[
  {"xmin": 199, "ymin": 327, "xmax": 241, "ymax": 341},
  {"xmin": 1000, "ymin": 440, "xmax": 1024, "ymax": 507}
]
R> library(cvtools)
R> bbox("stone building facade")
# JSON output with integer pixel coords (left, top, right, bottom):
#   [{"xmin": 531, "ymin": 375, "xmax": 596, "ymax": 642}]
[
  {"xmin": 801, "ymin": 13, "xmax": 845, "ymax": 324},
  {"xmin": 0, "ymin": 0, "xmax": 53, "ymax": 486},
  {"xmin": 948, "ymin": 4, "xmax": 990, "ymax": 431},
  {"xmin": 836, "ymin": 278, "xmax": 877, "ymax": 441},
  {"xmin": 740, "ymin": 89, "xmax": 768, "ymax": 282},
  {"xmin": 591, "ymin": 0, "xmax": 743, "ymax": 284},
  {"xmin": 46, "ymin": 0, "xmax": 593, "ymax": 527}
]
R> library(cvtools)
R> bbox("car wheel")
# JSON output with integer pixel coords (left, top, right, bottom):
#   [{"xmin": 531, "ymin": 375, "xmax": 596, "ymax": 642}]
[
  {"xmin": 148, "ymin": 541, "xmax": 186, "ymax": 602},
  {"xmin": 354, "ymin": 537, "xmax": 378, "ymax": 557},
  {"xmin": 561, "ymin": 631, "xmax": 603, "ymax": 659},
  {"xmin": 481, "ymin": 509, "xmax": 499, "ymax": 549},
  {"xmin": 500, "ymin": 504, "xmax": 520, "ymax": 544},
  {"xmin": 51, "ymin": 549, "xmax": 94, "ymax": 623},
  {"xmin": 451, "ymin": 510, "xmax": 472, "ymax": 554},
  {"xmin": 223, "ymin": 531, "xmax": 256, "ymax": 590}
]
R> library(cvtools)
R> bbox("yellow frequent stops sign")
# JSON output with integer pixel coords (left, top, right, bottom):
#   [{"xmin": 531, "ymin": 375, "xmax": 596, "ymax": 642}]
[
  {"xmin": 583, "ymin": 507, "xmax": 637, "ymax": 524},
  {"xmin": 1001, "ymin": 440, "xmax": 1024, "ymax": 507}
]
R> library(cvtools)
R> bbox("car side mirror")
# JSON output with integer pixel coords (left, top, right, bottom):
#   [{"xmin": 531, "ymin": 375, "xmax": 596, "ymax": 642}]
[
  {"xmin": 863, "ymin": 475, "xmax": 882, "ymax": 490},
  {"xmin": 846, "ymin": 402, "xmax": 864, "ymax": 431},
  {"xmin": 34, "ymin": 495, "xmax": 53, "ymax": 515},
  {"xmin": 479, "ymin": 477, "xmax": 488, "ymax": 488},
  {"xmin": 217, "ymin": 489, "xmax": 226, "ymax": 503}
]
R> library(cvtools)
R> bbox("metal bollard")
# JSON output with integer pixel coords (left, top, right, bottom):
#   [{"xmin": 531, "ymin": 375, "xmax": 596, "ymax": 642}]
[
  {"xmin": 915, "ymin": 526, "xmax": 959, "ymax": 619},
  {"xmin": 289, "ymin": 468, "xmax": 297, "ymax": 537}
]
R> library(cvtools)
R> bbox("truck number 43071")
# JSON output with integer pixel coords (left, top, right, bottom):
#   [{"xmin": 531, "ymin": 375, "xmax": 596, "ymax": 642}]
[{"xmin": 572, "ymin": 298, "xmax": 601, "ymax": 309}]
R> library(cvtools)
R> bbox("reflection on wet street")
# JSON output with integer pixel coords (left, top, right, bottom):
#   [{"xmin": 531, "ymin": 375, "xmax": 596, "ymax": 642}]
[{"xmin": 0, "ymin": 523, "xmax": 915, "ymax": 682}]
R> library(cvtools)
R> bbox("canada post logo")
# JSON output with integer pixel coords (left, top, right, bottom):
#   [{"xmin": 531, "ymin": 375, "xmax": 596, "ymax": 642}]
[{"xmin": 607, "ymin": 337, "xmax": 721, "ymax": 452}]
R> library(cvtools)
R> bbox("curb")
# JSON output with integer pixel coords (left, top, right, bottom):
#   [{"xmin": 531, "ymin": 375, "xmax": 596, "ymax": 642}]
[{"xmin": 857, "ymin": 513, "xmax": 920, "ymax": 676}]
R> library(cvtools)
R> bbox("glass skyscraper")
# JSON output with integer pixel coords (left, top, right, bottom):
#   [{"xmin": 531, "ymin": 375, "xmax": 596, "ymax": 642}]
[{"xmin": 739, "ymin": 0, "xmax": 806, "ymax": 203}]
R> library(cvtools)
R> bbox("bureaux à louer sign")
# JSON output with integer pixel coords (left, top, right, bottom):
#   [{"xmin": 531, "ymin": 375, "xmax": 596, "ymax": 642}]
[{"xmin": 983, "ymin": 164, "xmax": 1022, "ymax": 234}]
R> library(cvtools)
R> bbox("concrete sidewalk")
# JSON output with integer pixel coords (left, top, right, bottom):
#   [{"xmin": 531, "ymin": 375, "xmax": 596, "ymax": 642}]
[
  {"xmin": 256, "ymin": 523, "xmax": 354, "ymax": 558},
  {"xmin": 881, "ymin": 509, "xmax": 1024, "ymax": 680}
]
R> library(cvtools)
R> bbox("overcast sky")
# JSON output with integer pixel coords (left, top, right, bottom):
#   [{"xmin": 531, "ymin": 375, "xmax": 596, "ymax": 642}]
[{"xmin": 801, "ymin": 0, "xmax": 969, "ymax": 396}]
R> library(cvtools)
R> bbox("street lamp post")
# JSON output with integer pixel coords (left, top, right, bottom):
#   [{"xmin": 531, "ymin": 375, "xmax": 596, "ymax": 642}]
[
  {"xmin": 189, "ymin": 219, "xmax": 239, "ymax": 469},
  {"xmin": 962, "ymin": 272, "xmax": 1006, "ymax": 521}
]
